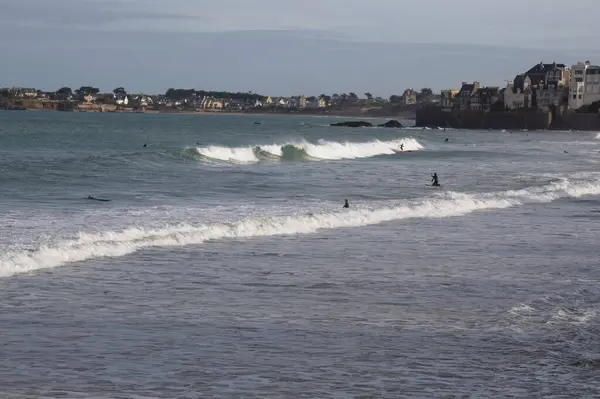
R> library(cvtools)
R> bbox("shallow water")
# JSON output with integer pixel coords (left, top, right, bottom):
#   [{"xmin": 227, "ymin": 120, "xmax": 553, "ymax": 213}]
[{"xmin": 1, "ymin": 111, "xmax": 599, "ymax": 397}]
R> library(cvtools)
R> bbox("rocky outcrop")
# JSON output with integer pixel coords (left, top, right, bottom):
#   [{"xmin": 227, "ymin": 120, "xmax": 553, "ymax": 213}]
[
  {"xmin": 330, "ymin": 120, "xmax": 373, "ymax": 127},
  {"xmin": 377, "ymin": 119, "xmax": 403, "ymax": 128}
]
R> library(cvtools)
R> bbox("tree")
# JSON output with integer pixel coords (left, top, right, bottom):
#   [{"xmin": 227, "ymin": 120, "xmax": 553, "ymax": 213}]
[
  {"xmin": 349, "ymin": 92, "xmax": 358, "ymax": 99},
  {"xmin": 56, "ymin": 87, "xmax": 72, "ymax": 96},
  {"xmin": 389, "ymin": 95, "xmax": 402, "ymax": 104},
  {"xmin": 420, "ymin": 88, "xmax": 433, "ymax": 96},
  {"xmin": 77, "ymin": 86, "xmax": 99, "ymax": 95},
  {"xmin": 74, "ymin": 86, "xmax": 100, "ymax": 99},
  {"xmin": 364, "ymin": 92, "xmax": 373, "ymax": 100},
  {"xmin": 113, "ymin": 87, "xmax": 127, "ymax": 96},
  {"xmin": 166, "ymin": 88, "xmax": 196, "ymax": 100}
]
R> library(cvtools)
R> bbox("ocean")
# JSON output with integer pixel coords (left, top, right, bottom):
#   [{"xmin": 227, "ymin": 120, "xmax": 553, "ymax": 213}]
[{"xmin": 0, "ymin": 111, "xmax": 599, "ymax": 398}]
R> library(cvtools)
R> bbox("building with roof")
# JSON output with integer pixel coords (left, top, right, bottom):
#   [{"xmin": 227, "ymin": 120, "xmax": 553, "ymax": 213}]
[
  {"xmin": 454, "ymin": 81, "xmax": 480, "ymax": 110},
  {"xmin": 440, "ymin": 89, "xmax": 458, "ymax": 109},
  {"xmin": 569, "ymin": 61, "xmax": 600, "ymax": 110}
]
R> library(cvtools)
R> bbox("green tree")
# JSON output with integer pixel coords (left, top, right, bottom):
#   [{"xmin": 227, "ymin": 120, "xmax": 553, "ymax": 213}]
[
  {"xmin": 113, "ymin": 87, "xmax": 127, "ymax": 96},
  {"xmin": 420, "ymin": 88, "xmax": 433, "ymax": 96},
  {"xmin": 56, "ymin": 87, "xmax": 72, "ymax": 96},
  {"xmin": 364, "ymin": 92, "xmax": 373, "ymax": 100},
  {"xmin": 77, "ymin": 86, "xmax": 99, "ymax": 95},
  {"xmin": 166, "ymin": 88, "xmax": 196, "ymax": 100}
]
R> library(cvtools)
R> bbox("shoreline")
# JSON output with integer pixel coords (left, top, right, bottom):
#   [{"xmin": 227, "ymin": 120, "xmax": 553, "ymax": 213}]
[{"xmin": 2, "ymin": 107, "xmax": 415, "ymax": 120}]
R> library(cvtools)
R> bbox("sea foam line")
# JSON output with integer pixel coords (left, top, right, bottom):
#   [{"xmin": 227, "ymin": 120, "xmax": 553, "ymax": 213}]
[{"xmin": 1, "ymin": 178, "xmax": 599, "ymax": 278}]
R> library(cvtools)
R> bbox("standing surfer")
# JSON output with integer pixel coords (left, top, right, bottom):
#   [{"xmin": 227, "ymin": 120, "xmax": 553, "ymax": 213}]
[
  {"xmin": 343, "ymin": 199, "xmax": 350, "ymax": 208},
  {"xmin": 431, "ymin": 173, "xmax": 440, "ymax": 187}
]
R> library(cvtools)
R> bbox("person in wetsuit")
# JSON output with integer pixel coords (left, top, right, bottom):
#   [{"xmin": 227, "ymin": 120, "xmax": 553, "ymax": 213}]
[
  {"xmin": 431, "ymin": 173, "xmax": 440, "ymax": 186},
  {"xmin": 400, "ymin": 143, "xmax": 404, "ymax": 151},
  {"xmin": 444, "ymin": 138, "xmax": 449, "ymax": 143},
  {"xmin": 343, "ymin": 199, "xmax": 349, "ymax": 208}
]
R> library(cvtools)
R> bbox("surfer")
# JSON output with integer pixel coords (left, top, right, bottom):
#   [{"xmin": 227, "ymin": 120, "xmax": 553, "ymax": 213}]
[
  {"xmin": 87, "ymin": 193, "xmax": 93, "ymax": 199},
  {"xmin": 444, "ymin": 138, "xmax": 449, "ymax": 143},
  {"xmin": 343, "ymin": 199, "xmax": 349, "ymax": 208},
  {"xmin": 400, "ymin": 143, "xmax": 404, "ymax": 151},
  {"xmin": 143, "ymin": 143, "xmax": 147, "ymax": 148},
  {"xmin": 431, "ymin": 173, "xmax": 440, "ymax": 187}
]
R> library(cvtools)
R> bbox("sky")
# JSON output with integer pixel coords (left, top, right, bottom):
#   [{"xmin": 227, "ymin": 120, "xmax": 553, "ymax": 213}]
[{"xmin": 1, "ymin": 0, "xmax": 599, "ymax": 96}]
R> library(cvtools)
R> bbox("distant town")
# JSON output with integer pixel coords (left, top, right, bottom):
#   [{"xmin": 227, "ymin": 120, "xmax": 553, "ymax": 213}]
[
  {"xmin": 1, "ymin": 60, "xmax": 600, "ymax": 129},
  {"xmin": 0, "ymin": 86, "xmax": 432, "ymax": 118}
]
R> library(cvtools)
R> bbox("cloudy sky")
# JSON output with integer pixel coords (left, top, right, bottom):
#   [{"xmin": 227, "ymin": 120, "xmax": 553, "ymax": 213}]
[{"xmin": 1, "ymin": 0, "xmax": 598, "ymax": 95}]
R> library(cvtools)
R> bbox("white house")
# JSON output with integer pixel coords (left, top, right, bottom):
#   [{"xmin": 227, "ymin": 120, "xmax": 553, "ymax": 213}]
[
  {"xmin": 115, "ymin": 95, "xmax": 129, "ymax": 106},
  {"xmin": 569, "ymin": 61, "xmax": 600, "ymax": 110},
  {"xmin": 503, "ymin": 80, "xmax": 532, "ymax": 110}
]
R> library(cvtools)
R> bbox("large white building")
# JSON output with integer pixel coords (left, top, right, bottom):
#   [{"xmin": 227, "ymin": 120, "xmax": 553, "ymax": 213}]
[{"xmin": 569, "ymin": 61, "xmax": 600, "ymax": 110}]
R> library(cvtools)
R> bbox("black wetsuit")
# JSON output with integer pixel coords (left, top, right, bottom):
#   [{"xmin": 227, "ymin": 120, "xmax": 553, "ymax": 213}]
[{"xmin": 432, "ymin": 174, "xmax": 440, "ymax": 186}]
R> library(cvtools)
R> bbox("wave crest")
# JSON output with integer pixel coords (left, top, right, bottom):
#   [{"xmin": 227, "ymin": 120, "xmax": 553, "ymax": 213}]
[
  {"xmin": 194, "ymin": 138, "xmax": 423, "ymax": 163},
  {"xmin": 1, "ymin": 178, "xmax": 599, "ymax": 277}
]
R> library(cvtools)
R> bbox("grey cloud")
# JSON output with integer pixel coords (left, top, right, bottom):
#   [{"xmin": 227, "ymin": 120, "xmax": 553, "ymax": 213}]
[
  {"xmin": 1, "ymin": 0, "xmax": 599, "ymax": 94},
  {"xmin": 0, "ymin": 0, "xmax": 205, "ymax": 30},
  {"xmin": 0, "ymin": 28, "xmax": 593, "ymax": 96}
]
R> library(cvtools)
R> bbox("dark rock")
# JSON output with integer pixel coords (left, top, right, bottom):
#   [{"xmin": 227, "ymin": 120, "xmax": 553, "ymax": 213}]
[
  {"xmin": 377, "ymin": 119, "xmax": 403, "ymax": 128},
  {"xmin": 330, "ymin": 120, "xmax": 373, "ymax": 127}
]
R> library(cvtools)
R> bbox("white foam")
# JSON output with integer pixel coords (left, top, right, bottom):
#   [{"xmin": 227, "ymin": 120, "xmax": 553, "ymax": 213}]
[
  {"xmin": 298, "ymin": 138, "xmax": 422, "ymax": 160},
  {"xmin": 196, "ymin": 137, "xmax": 423, "ymax": 163},
  {"xmin": 258, "ymin": 144, "xmax": 284, "ymax": 157},
  {"xmin": 1, "ymin": 178, "xmax": 599, "ymax": 278},
  {"xmin": 196, "ymin": 145, "xmax": 259, "ymax": 163},
  {"xmin": 595, "ymin": 133, "xmax": 600, "ymax": 139}
]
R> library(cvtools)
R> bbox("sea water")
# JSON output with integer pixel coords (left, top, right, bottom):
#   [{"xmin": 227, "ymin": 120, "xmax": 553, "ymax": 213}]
[{"xmin": 0, "ymin": 111, "xmax": 599, "ymax": 397}]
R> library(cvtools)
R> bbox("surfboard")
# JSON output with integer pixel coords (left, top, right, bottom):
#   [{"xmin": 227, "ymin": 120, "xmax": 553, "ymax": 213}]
[{"xmin": 87, "ymin": 197, "xmax": 111, "ymax": 202}]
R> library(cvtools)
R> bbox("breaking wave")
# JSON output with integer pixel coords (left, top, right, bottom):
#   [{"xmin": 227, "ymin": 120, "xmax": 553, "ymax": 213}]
[
  {"xmin": 595, "ymin": 133, "xmax": 600, "ymax": 140},
  {"xmin": 1, "ymin": 177, "xmax": 599, "ymax": 278},
  {"xmin": 193, "ymin": 138, "xmax": 423, "ymax": 163}
]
